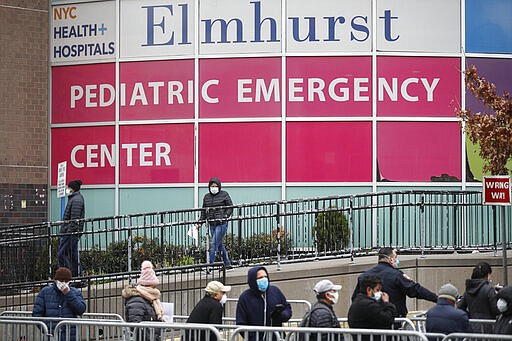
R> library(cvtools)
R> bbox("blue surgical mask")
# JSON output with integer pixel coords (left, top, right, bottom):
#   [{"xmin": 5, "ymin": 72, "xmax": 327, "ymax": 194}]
[
  {"xmin": 394, "ymin": 258, "xmax": 400, "ymax": 268},
  {"xmin": 373, "ymin": 291, "xmax": 382, "ymax": 301},
  {"xmin": 257, "ymin": 277, "xmax": 269, "ymax": 291}
]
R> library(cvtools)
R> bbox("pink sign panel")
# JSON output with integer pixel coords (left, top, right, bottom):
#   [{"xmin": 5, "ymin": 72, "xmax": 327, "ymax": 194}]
[
  {"xmin": 52, "ymin": 63, "xmax": 116, "ymax": 124},
  {"xmin": 377, "ymin": 122, "xmax": 461, "ymax": 182},
  {"xmin": 287, "ymin": 57, "xmax": 372, "ymax": 117},
  {"xmin": 199, "ymin": 58, "xmax": 281, "ymax": 118},
  {"xmin": 119, "ymin": 124, "xmax": 194, "ymax": 184},
  {"xmin": 286, "ymin": 122, "xmax": 372, "ymax": 182},
  {"xmin": 199, "ymin": 122, "xmax": 281, "ymax": 182},
  {"xmin": 51, "ymin": 126, "xmax": 115, "ymax": 185},
  {"xmin": 377, "ymin": 57, "xmax": 460, "ymax": 117},
  {"xmin": 120, "ymin": 60, "xmax": 194, "ymax": 120}
]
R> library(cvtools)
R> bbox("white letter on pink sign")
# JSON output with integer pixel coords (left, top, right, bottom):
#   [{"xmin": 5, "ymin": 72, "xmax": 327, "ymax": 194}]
[
  {"xmin": 70, "ymin": 85, "xmax": 84, "ymax": 108},
  {"xmin": 202, "ymin": 79, "xmax": 219, "ymax": 103}
]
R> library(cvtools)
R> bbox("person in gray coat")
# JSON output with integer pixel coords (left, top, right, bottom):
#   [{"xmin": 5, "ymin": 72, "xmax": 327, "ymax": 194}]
[
  {"xmin": 197, "ymin": 177, "xmax": 234, "ymax": 271},
  {"xmin": 300, "ymin": 279, "xmax": 341, "ymax": 341},
  {"xmin": 58, "ymin": 180, "xmax": 85, "ymax": 277}
]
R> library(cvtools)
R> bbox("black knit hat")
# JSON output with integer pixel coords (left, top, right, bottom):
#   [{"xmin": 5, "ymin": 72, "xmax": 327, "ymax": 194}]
[
  {"xmin": 68, "ymin": 180, "xmax": 82, "ymax": 192},
  {"xmin": 54, "ymin": 267, "xmax": 72, "ymax": 281}
]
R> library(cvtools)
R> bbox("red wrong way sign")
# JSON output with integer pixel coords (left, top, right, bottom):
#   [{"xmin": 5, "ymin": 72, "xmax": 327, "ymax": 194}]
[{"xmin": 483, "ymin": 176, "xmax": 511, "ymax": 205}]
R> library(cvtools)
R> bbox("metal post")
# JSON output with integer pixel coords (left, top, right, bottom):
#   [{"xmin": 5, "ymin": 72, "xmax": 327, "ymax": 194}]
[
  {"xmin": 502, "ymin": 206, "xmax": 508, "ymax": 286},
  {"xmin": 276, "ymin": 203, "xmax": 282, "ymax": 271},
  {"xmin": 349, "ymin": 197, "xmax": 354, "ymax": 264},
  {"xmin": 420, "ymin": 195, "xmax": 425, "ymax": 258},
  {"xmin": 237, "ymin": 207, "xmax": 243, "ymax": 266},
  {"xmin": 47, "ymin": 221, "xmax": 52, "ymax": 280},
  {"xmin": 493, "ymin": 206, "xmax": 497, "ymax": 257}
]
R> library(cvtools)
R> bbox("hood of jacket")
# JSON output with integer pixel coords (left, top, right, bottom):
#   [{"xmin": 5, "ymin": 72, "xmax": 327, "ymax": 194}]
[
  {"xmin": 208, "ymin": 177, "xmax": 222, "ymax": 194},
  {"xmin": 465, "ymin": 278, "xmax": 488, "ymax": 295},
  {"xmin": 247, "ymin": 266, "xmax": 269, "ymax": 292},
  {"xmin": 122, "ymin": 285, "xmax": 140, "ymax": 299}
]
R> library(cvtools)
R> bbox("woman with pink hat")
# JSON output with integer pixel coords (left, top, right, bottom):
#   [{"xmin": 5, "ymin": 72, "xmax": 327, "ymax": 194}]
[{"xmin": 122, "ymin": 261, "xmax": 163, "ymax": 340}]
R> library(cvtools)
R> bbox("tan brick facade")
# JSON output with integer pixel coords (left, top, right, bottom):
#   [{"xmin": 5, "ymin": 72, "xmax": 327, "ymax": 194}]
[{"xmin": 0, "ymin": 1, "xmax": 49, "ymax": 226}]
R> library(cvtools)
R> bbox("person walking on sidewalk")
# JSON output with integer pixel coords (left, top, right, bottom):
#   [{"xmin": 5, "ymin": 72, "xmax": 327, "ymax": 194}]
[
  {"xmin": 197, "ymin": 177, "xmax": 234, "ymax": 271},
  {"xmin": 57, "ymin": 180, "xmax": 85, "ymax": 278}
]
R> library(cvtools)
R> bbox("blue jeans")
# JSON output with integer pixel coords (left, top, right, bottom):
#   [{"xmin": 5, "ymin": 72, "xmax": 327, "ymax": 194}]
[
  {"xmin": 209, "ymin": 223, "xmax": 231, "ymax": 266},
  {"xmin": 58, "ymin": 236, "xmax": 81, "ymax": 277}
]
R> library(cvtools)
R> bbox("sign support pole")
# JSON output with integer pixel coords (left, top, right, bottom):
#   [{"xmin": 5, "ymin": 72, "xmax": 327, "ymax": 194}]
[{"xmin": 502, "ymin": 206, "xmax": 508, "ymax": 286}]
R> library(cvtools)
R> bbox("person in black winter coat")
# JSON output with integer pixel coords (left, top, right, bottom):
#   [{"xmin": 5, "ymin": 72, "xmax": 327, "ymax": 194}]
[
  {"xmin": 494, "ymin": 286, "xmax": 512, "ymax": 335},
  {"xmin": 352, "ymin": 247, "xmax": 437, "ymax": 317},
  {"xmin": 457, "ymin": 261, "xmax": 499, "ymax": 333},
  {"xmin": 300, "ymin": 279, "xmax": 341, "ymax": 341},
  {"xmin": 187, "ymin": 281, "xmax": 231, "ymax": 341},
  {"xmin": 58, "ymin": 180, "xmax": 85, "ymax": 277},
  {"xmin": 122, "ymin": 261, "xmax": 163, "ymax": 340},
  {"xmin": 348, "ymin": 275, "xmax": 396, "ymax": 341},
  {"xmin": 426, "ymin": 283, "xmax": 470, "ymax": 336},
  {"xmin": 197, "ymin": 177, "xmax": 233, "ymax": 269},
  {"xmin": 32, "ymin": 267, "xmax": 86, "ymax": 341},
  {"xmin": 236, "ymin": 266, "xmax": 292, "ymax": 341}
]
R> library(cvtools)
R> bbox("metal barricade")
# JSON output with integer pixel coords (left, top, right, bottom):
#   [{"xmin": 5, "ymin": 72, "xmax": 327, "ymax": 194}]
[
  {"xmin": 337, "ymin": 317, "xmax": 415, "ymax": 330},
  {"xmin": 441, "ymin": 333, "xmax": 512, "ymax": 341},
  {"xmin": 0, "ymin": 318, "xmax": 50, "ymax": 341},
  {"xmin": 54, "ymin": 320, "xmax": 223, "ymax": 341},
  {"xmin": 230, "ymin": 326, "xmax": 429, "ymax": 341}
]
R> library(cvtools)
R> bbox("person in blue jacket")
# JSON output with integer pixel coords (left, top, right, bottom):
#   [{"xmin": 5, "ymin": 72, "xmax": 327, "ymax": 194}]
[
  {"xmin": 236, "ymin": 266, "xmax": 292, "ymax": 341},
  {"xmin": 426, "ymin": 283, "xmax": 470, "ymax": 336},
  {"xmin": 32, "ymin": 267, "xmax": 86, "ymax": 341},
  {"xmin": 352, "ymin": 247, "xmax": 437, "ymax": 317}
]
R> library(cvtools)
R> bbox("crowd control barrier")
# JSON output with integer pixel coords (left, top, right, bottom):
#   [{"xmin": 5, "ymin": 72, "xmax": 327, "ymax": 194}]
[
  {"xmin": 408, "ymin": 316, "xmax": 497, "ymax": 334},
  {"xmin": 440, "ymin": 334, "xmax": 512, "ymax": 341},
  {"xmin": 0, "ymin": 318, "xmax": 50, "ymax": 341},
  {"xmin": 231, "ymin": 326, "xmax": 430, "ymax": 341},
  {"xmin": 0, "ymin": 310, "xmax": 124, "ymax": 321}
]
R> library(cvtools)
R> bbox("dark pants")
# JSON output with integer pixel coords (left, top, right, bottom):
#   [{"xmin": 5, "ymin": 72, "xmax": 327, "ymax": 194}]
[{"xmin": 58, "ymin": 236, "xmax": 81, "ymax": 276}]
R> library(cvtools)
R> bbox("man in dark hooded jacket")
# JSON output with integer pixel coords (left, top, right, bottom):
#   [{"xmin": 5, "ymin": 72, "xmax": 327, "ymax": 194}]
[
  {"xmin": 236, "ymin": 266, "xmax": 292, "ymax": 341},
  {"xmin": 494, "ymin": 286, "xmax": 512, "ymax": 334},
  {"xmin": 457, "ymin": 261, "xmax": 499, "ymax": 333},
  {"xmin": 198, "ymin": 177, "xmax": 234, "ymax": 270}
]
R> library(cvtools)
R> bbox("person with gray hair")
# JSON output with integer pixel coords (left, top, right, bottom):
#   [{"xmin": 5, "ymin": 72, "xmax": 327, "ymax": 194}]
[
  {"xmin": 426, "ymin": 283, "xmax": 470, "ymax": 336},
  {"xmin": 299, "ymin": 279, "xmax": 341, "ymax": 341}
]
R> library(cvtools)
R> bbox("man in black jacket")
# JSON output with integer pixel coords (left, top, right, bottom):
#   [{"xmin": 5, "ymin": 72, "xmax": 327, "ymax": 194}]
[
  {"xmin": 187, "ymin": 280, "xmax": 231, "ymax": 340},
  {"xmin": 348, "ymin": 275, "xmax": 396, "ymax": 341},
  {"xmin": 352, "ymin": 247, "xmax": 437, "ymax": 317},
  {"xmin": 198, "ymin": 177, "xmax": 234, "ymax": 271},
  {"xmin": 58, "ymin": 180, "xmax": 85, "ymax": 278}
]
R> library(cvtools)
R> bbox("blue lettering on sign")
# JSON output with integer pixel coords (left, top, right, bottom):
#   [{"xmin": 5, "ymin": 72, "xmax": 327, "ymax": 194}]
[
  {"xmin": 139, "ymin": 1, "xmax": 399, "ymax": 48},
  {"xmin": 142, "ymin": 3, "xmax": 190, "ymax": 47}
]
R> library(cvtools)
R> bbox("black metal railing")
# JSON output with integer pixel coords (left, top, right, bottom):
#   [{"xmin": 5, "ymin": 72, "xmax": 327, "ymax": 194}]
[{"xmin": 0, "ymin": 190, "xmax": 510, "ymax": 284}]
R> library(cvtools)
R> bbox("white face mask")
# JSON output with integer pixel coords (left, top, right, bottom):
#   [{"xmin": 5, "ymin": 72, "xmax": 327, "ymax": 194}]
[
  {"xmin": 219, "ymin": 294, "xmax": 227, "ymax": 305},
  {"xmin": 327, "ymin": 291, "xmax": 339, "ymax": 304},
  {"xmin": 210, "ymin": 187, "xmax": 219, "ymax": 195},
  {"xmin": 65, "ymin": 188, "xmax": 72, "ymax": 195},
  {"xmin": 373, "ymin": 291, "xmax": 382, "ymax": 301},
  {"xmin": 56, "ymin": 281, "xmax": 69, "ymax": 292},
  {"xmin": 497, "ymin": 298, "xmax": 508, "ymax": 313}
]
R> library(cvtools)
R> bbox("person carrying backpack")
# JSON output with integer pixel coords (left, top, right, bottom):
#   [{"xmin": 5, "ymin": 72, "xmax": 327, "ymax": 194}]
[{"xmin": 300, "ymin": 279, "xmax": 341, "ymax": 341}]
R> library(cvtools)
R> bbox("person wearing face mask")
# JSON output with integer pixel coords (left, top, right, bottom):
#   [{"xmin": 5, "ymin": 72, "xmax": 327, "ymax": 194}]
[
  {"xmin": 32, "ymin": 267, "xmax": 86, "ymax": 341},
  {"xmin": 348, "ymin": 275, "xmax": 396, "ymax": 341},
  {"xmin": 187, "ymin": 281, "xmax": 231, "ymax": 340},
  {"xmin": 236, "ymin": 266, "xmax": 292, "ymax": 341},
  {"xmin": 351, "ymin": 247, "xmax": 437, "ymax": 318},
  {"xmin": 197, "ymin": 177, "xmax": 234, "ymax": 272},
  {"xmin": 425, "ymin": 283, "xmax": 470, "ymax": 337},
  {"xmin": 494, "ymin": 286, "xmax": 512, "ymax": 335},
  {"xmin": 299, "ymin": 280, "xmax": 341, "ymax": 341},
  {"xmin": 457, "ymin": 261, "xmax": 499, "ymax": 332},
  {"xmin": 57, "ymin": 180, "xmax": 85, "ymax": 279}
]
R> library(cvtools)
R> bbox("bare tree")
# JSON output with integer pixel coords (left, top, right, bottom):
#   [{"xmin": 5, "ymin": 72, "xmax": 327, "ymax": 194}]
[{"xmin": 456, "ymin": 65, "xmax": 512, "ymax": 176}]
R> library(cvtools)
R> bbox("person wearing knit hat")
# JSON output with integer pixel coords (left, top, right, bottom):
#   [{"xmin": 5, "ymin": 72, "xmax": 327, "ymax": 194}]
[
  {"xmin": 186, "ymin": 280, "xmax": 231, "ymax": 341},
  {"xmin": 57, "ymin": 179, "xmax": 85, "ymax": 279},
  {"xmin": 426, "ymin": 283, "xmax": 470, "ymax": 335},
  {"xmin": 32, "ymin": 267, "xmax": 86, "ymax": 341},
  {"xmin": 122, "ymin": 261, "xmax": 164, "ymax": 340}
]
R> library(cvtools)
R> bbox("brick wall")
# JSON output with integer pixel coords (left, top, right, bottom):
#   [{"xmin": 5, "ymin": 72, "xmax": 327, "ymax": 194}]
[{"xmin": 0, "ymin": 1, "xmax": 49, "ymax": 226}]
